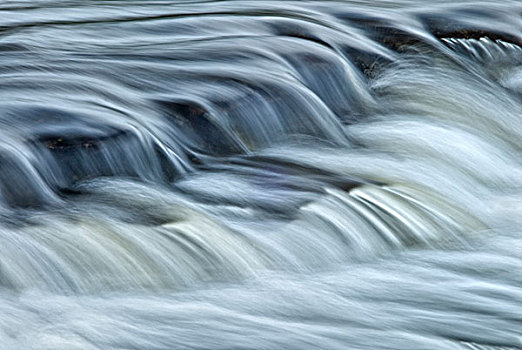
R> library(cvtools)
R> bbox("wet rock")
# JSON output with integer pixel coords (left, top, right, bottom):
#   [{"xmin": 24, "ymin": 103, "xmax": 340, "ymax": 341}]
[
  {"xmin": 0, "ymin": 106, "xmax": 174, "ymax": 198},
  {"xmin": 157, "ymin": 99, "xmax": 245, "ymax": 157},
  {"xmin": 31, "ymin": 127, "xmax": 165, "ymax": 190},
  {"xmin": 420, "ymin": 13, "xmax": 522, "ymax": 46},
  {"xmin": 269, "ymin": 20, "xmax": 334, "ymax": 49},
  {"xmin": 229, "ymin": 155, "xmax": 378, "ymax": 193}
]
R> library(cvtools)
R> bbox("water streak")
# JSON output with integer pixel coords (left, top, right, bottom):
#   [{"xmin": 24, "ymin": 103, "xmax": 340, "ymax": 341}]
[{"xmin": 0, "ymin": 1, "xmax": 521, "ymax": 349}]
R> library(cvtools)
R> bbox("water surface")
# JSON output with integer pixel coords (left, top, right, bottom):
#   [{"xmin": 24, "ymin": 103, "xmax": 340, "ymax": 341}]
[{"xmin": 1, "ymin": 1, "xmax": 522, "ymax": 349}]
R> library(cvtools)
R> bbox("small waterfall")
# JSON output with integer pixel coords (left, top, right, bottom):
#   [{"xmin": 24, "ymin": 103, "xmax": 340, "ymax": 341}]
[{"xmin": 0, "ymin": 1, "xmax": 521, "ymax": 349}]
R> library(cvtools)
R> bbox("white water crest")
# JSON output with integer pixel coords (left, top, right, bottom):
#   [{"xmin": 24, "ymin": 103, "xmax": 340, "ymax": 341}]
[{"xmin": 0, "ymin": 0, "xmax": 521, "ymax": 349}]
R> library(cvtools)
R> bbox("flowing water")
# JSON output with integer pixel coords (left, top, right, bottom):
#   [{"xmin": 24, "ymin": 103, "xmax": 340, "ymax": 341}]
[{"xmin": 1, "ymin": 1, "xmax": 522, "ymax": 349}]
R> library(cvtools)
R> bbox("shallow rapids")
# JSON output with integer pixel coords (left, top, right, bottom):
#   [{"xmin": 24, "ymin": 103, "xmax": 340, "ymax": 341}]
[{"xmin": 0, "ymin": 1, "xmax": 521, "ymax": 349}]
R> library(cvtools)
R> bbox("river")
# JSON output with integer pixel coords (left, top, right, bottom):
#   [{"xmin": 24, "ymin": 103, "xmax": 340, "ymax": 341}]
[{"xmin": 0, "ymin": 1, "xmax": 521, "ymax": 349}]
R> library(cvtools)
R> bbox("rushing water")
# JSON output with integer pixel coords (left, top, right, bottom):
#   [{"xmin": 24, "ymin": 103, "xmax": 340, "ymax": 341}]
[{"xmin": 1, "ymin": 1, "xmax": 522, "ymax": 349}]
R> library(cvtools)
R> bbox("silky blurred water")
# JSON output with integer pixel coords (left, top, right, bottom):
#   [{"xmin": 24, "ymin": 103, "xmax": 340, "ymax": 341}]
[{"xmin": 0, "ymin": 1, "xmax": 521, "ymax": 349}]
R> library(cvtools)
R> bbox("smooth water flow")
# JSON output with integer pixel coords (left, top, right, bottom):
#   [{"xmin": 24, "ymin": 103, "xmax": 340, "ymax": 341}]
[{"xmin": 0, "ymin": 1, "xmax": 521, "ymax": 349}]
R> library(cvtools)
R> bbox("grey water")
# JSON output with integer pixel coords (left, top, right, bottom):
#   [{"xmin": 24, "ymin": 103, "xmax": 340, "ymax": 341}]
[{"xmin": 0, "ymin": 1, "xmax": 522, "ymax": 349}]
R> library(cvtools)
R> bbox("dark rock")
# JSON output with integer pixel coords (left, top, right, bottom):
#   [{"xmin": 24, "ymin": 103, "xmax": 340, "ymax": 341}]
[{"xmin": 156, "ymin": 99, "xmax": 244, "ymax": 157}]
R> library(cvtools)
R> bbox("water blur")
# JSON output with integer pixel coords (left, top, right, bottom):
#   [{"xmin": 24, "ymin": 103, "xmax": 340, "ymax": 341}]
[{"xmin": 0, "ymin": 1, "xmax": 521, "ymax": 349}]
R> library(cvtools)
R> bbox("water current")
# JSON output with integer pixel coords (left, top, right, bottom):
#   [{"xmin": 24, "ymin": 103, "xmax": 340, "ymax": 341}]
[{"xmin": 0, "ymin": 1, "xmax": 521, "ymax": 349}]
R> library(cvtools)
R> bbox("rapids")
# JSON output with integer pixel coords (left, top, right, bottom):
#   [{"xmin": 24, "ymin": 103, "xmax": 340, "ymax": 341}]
[{"xmin": 0, "ymin": 1, "xmax": 521, "ymax": 349}]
